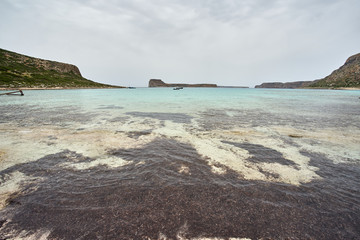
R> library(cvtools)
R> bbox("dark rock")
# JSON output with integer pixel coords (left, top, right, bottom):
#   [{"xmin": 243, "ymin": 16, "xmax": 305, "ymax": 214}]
[{"xmin": 148, "ymin": 79, "xmax": 166, "ymax": 87}]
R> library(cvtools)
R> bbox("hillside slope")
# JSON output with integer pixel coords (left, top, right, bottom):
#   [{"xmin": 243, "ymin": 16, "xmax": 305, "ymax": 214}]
[
  {"xmin": 255, "ymin": 53, "xmax": 360, "ymax": 89},
  {"xmin": 255, "ymin": 81, "xmax": 317, "ymax": 89},
  {"xmin": 309, "ymin": 53, "xmax": 360, "ymax": 88},
  {"xmin": 0, "ymin": 48, "xmax": 121, "ymax": 89}
]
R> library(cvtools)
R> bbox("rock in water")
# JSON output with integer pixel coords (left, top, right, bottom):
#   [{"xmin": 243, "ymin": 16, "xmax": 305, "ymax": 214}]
[{"xmin": 148, "ymin": 79, "xmax": 217, "ymax": 88}]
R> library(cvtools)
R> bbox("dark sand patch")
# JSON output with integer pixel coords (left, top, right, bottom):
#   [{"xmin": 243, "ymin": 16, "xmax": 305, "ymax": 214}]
[
  {"xmin": 126, "ymin": 112, "xmax": 193, "ymax": 124},
  {"xmin": 0, "ymin": 138, "xmax": 359, "ymax": 239},
  {"xmin": 97, "ymin": 105, "xmax": 124, "ymax": 110},
  {"xmin": 222, "ymin": 141, "xmax": 298, "ymax": 167}
]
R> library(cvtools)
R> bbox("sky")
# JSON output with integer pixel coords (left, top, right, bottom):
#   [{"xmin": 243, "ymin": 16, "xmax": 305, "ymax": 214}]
[{"xmin": 1, "ymin": 0, "xmax": 360, "ymax": 87}]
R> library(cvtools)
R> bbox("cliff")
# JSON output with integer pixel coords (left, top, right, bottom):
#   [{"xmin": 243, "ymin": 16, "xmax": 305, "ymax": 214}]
[
  {"xmin": 148, "ymin": 79, "xmax": 217, "ymax": 88},
  {"xmin": 0, "ymin": 48, "xmax": 122, "ymax": 89},
  {"xmin": 255, "ymin": 53, "xmax": 360, "ymax": 89}
]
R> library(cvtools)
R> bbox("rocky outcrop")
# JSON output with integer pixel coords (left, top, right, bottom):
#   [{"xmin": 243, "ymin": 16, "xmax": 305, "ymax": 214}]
[
  {"xmin": 149, "ymin": 79, "xmax": 167, "ymax": 87},
  {"xmin": 148, "ymin": 79, "xmax": 217, "ymax": 88},
  {"xmin": 255, "ymin": 81, "xmax": 317, "ymax": 89},
  {"xmin": 33, "ymin": 58, "xmax": 82, "ymax": 76},
  {"xmin": 255, "ymin": 53, "xmax": 360, "ymax": 89},
  {"xmin": 1, "ymin": 48, "xmax": 82, "ymax": 76}
]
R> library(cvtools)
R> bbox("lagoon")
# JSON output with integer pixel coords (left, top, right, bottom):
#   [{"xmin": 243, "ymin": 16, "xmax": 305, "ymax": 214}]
[{"xmin": 0, "ymin": 88, "xmax": 359, "ymax": 239}]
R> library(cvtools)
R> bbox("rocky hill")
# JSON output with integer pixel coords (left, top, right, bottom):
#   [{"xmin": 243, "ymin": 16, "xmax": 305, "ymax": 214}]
[
  {"xmin": 149, "ymin": 79, "xmax": 217, "ymax": 88},
  {"xmin": 0, "ymin": 48, "xmax": 121, "ymax": 89},
  {"xmin": 309, "ymin": 53, "xmax": 360, "ymax": 88},
  {"xmin": 255, "ymin": 53, "xmax": 360, "ymax": 89}
]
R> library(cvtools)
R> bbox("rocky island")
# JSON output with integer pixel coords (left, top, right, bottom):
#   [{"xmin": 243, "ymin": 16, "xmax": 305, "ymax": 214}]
[
  {"xmin": 255, "ymin": 53, "xmax": 360, "ymax": 89},
  {"xmin": 149, "ymin": 79, "xmax": 217, "ymax": 88},
  {"xmin": 0, "ymin": 48, "xmax": 122, "ymax": 89}
]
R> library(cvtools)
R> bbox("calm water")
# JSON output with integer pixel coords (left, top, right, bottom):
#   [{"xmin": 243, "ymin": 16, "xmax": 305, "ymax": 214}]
[{"xmin": 0, "ymin": 88, "xmax": 359, "ymax": 239}]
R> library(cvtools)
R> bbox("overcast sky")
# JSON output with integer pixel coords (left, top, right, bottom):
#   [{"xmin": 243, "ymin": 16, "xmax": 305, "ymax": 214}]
[{"xmin": 1, "ymin": 0, "xmax": 360, "ymax": 87}]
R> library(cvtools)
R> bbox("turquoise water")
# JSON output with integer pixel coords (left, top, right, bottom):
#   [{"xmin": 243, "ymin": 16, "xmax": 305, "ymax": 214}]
[
  {"xmin": 2, "ymin": 88, "xmax": 359, "ymax": 121},
  {"xmin": 0, "ymin": 88, "xmax": 360, "ymax": 239}
]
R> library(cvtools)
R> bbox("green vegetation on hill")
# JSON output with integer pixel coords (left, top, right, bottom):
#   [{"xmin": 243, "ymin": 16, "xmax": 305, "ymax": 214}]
[
  {"xmin": 309, "ymin": 53, "xmax": 360, "ymax": 88},
  {"xmin": 0, "ymin": 48, "xmax": 122, "ymax": 89},
  {"xmin": 255, "ymin": 53, "xmax": 360, "ymax": 89}
]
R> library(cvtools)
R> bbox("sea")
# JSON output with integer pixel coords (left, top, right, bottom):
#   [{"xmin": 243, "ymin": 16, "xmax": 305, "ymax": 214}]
[{"xmin": 0, "ymin": 88, "xmax": 359, "ymax": 239}]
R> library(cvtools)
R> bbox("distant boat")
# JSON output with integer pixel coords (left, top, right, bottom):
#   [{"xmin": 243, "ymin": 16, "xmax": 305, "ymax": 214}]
[
  {"xmin": 173, "ymin": 87, "xmax": 183, "ymax": 90},
  {"xmin": 127, "ymin": 87, "xmax": 136, "ymax": 89},
  {"xmin": 0, "ymin": 89, "xmax": 24, "ymax": 96}
]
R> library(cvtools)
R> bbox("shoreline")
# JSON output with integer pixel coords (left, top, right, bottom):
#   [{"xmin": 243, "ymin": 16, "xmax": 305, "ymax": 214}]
[
  {"xmin": 255, "ymin": 87, "xmax": 360, "ymax": 90},
  {"xmin": 301, "ymin": 87, "xmax": 360, "ymax": 90},
  {"xmin": 334, "ymin": 87, "xmax": 360, "ymax": 90},
  {"xmin": 1, "ymin": 87, "xmax": 360, "ymax": 91}
]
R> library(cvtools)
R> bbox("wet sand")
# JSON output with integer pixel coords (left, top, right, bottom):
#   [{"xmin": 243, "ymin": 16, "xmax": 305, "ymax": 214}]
[{"xmin": 0, "ymin": 138, "xmax": 359, "ymax": 239}]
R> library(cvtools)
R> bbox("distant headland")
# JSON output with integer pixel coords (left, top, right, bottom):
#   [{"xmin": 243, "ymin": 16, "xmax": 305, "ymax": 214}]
[
  {"xmin": 148, "ymin": 79, "xmax": 249, "ymax": 88},
  {"xmin": 0, "ymin": 48, "xmax": 123, "ymax": 89},
  {"xmin": 255, "ymin": 53, "xmax": 360, "ymax": 89},
  {"xmin": 149, "ymin": 79, "xmax": 217, "ymax": 88}
]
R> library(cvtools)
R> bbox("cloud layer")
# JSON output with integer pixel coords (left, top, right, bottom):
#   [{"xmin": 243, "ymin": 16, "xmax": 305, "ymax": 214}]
[{"xmin": 1, "ymin": 0, "xmax": 360, "ymax": 87}]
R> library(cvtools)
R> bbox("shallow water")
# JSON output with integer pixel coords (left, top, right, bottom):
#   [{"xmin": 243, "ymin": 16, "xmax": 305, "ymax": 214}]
[{"xmin": 0, "ymin": 88, "xmax": 359, "ymax": 239}]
